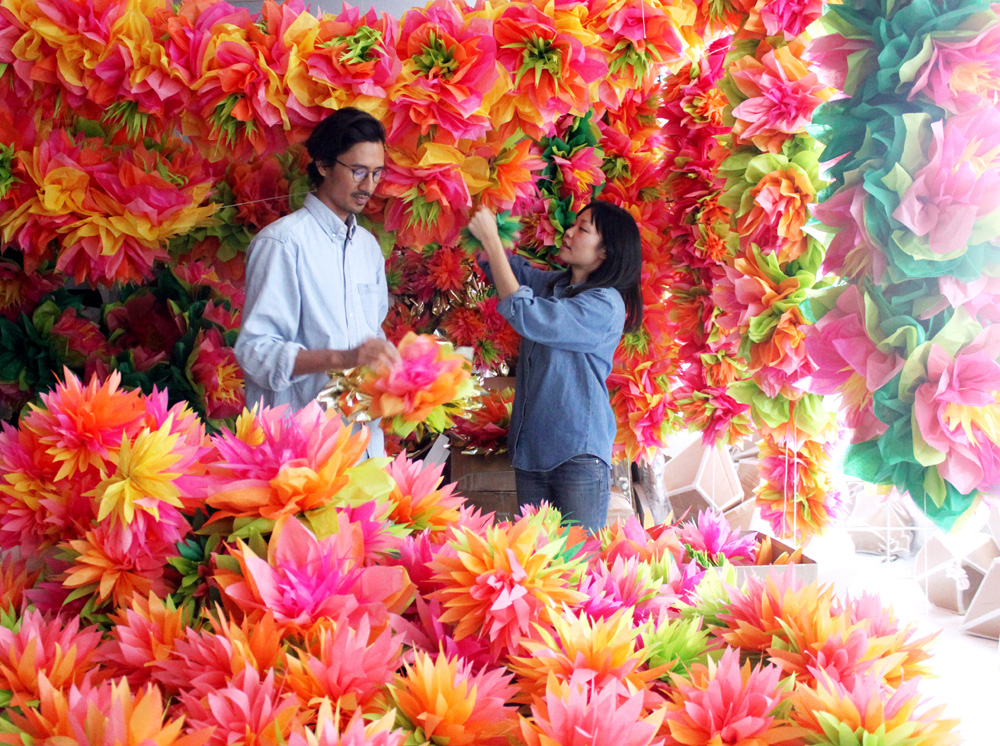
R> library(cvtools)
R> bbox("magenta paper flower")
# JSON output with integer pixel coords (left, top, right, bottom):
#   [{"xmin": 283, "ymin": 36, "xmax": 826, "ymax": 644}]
[
  {"xmin": 803, "ymin": 284, "xmax": 904, "ymax": 443},
  {"xmin": 912, "ymin": 326, "xmax": 1000, "ymax": 494},
  {"xmin": 757, "ymin": 0, "xmax": 824, "ymax": 39},
  {"xmin": 661, "ymin": 648, "xmax": 796, "ymax": 746},
  {"xmin": 730, "ymin": 42, "xmax": 830, "ymax": 153},
  {"xmin": 892, "ymin": 105, "xmax": 1000, "ymax": 258},
  {"xmin": 676, "ymin": 510, "xmax": 758, "ymax": 565},
  {"xmin": 577, "ymin": 555, "xmax": 674, "ymax": 624},
  {"xmin": 216, "ymin": 515, "xmax": 413, "ymax": 632},
  {"xmin": 806, "ymin": 32, "xmax": 876, "ymax": 91},
  {"xmin": 908, "ymin": 20, "xmax": 1000, "ymax": 114},
  {"xmin": 811, "ymin": 181, "xmax": 888, "ymax": 281},
  {"xmin": 929, "ymin": 275, "xmax": 1000, "ymax": 327}
]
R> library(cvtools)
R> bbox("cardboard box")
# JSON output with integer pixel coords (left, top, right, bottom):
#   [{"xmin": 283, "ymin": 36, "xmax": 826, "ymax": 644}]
[
  {"xmin": 482, "ymin": 376, "xmax": 515, "ymax": 392},
  {"xmin": 849, "ymin": 500, "xmax": 915, "ymax": 558},
  {"xmin": 449, "ymin": 449, "xmax": 518, "ymax": 521},
  {"xmin": 724, "ymin": 496, "xmax": 756, "ymax": 532},
  {"xmin": 961, "ymin": 557, "xmax": 1000, "ymax": 640},
  {"xmin": 734, "ymin": 533, "xmax": 817, "ymax": 586},
  {"xmin": 607, "ymin": 488, "xmax": 636, "ymax": 526},
  {"xmin": 914, "ymin": 533, "xmax": 996, "ymax": 615},
  {"xmin": 662, "ymin": 440, "xmax": 743, "ymax": 519}
]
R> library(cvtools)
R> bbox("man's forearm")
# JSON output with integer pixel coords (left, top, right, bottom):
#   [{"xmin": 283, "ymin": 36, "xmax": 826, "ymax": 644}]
[{"xmin": 292, "ymin": 347, "xmax": 355, "ymax": 376}]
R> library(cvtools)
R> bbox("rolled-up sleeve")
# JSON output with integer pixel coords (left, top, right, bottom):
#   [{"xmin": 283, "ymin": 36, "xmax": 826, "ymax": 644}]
[
  {"xmin": 478, "ymin": 254, "xmax": 553, "ymax": 294},
  {"xmin": 234, "ymin": 236, "xmax": 305, "ymax": 392},
  {"xmin": 497, "ymin": 285, "xmax": 624, "ymax": 352}
]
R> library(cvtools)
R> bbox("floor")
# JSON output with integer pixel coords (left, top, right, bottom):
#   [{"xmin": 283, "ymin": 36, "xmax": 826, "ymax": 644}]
[{"xmin": 807, "ymin": 526, "xmax": 998, "ymax": 746}]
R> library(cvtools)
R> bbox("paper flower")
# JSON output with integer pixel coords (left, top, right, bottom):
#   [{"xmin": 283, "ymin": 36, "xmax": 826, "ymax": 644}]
[
  {"xmin": 449, "ymin": 386, "xmax": 513, "ymax": 455},
  {"xmin": 677, "ymin": 510, "xmax": 757, "ymax": 566},
  {"xmin": 388, "ymin": 651, "xmax": 519, "ymax": 746},
  {"xmin": 2, "ymin": 675, "xmax": 200, "ymax": 746},
  {"xmin": 289, "ymin": 3, "xmax": 401, "ymax": 123},
  {"xmin": 608, "ymin": 360, "xmax": 678, "ymax": 464},
  {"xmin": 890, "ymin": 106, "xmax": 1000, "ymax": 261},
  {"xmin": 384, "ymin": 451, "xmax": 464, "ymax": 533},
  {"xmin": 660, "ymin": 648, "xmax": 801, "ymax": 746},
  {"xmin": 492, "ymin": 0, "xmax": 607, "ymax": 134},
  {"xmin": 203, "ymin": 402, "xmax": 369, "ymax": 523},
  {"xmin": 214, "ymin": 516, "xmax": 412, "ymax": 633},
  {"xmin": 381, "ymin": 143, "xmax": 474, "ymax": 247},
  {"xmin": 387, "ymin": 1, "xmax": 500, "ymax": 148},
  {"xmin": 336, "ymin": 332, "xmax": 477, "ymax": 439},
  {"xmin": 509, "ymin": 608, "xmax": 657, "ymax": 705},
  {"xmin": 728, "ymin": 41, "xmax": 831, "ymax": 153},
  {"xmin": 429, "ymin": 520, "xmax": 588, "ymax": 661},
  {"xmin": 638, "ymin": 614, "xmax": 714, "ymax": 678},
  {"xmin": 284, "ymin": 615, "xmax": 401, "ymax": 721},
  {"xmin": 789, "ymin": 673, "xmax": 959, "ymax": 746},
  {"xmin": 185, "ymin": 326, "xmax": 245, "ymax": 425},
  {"xmin": 180, "ymin": 666, "xmax": 304, "ymax": 746},
  {"xmin": 906, "ymin": 18, "xmax": 1000, "ymax": 114},
  {"xmin": 910, "ymin": 325, "xmax": 1000, "ymax": 495},
  {"xmin": 6, "ymin": 130, "xmax": 216, "ymax": 286},
  {"xmin": 0, "ymin": 609, "xmax": 103, "ymax": 708},
  {"xmin": 288, "ymin": 703, "xmax": 405, "ymax": 746},
  {"xmin": 519, "ymin": 672, "xmax": 664, "ymax": 746}
]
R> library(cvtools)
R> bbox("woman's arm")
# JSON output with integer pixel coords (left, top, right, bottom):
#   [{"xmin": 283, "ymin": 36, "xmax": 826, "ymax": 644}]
[{"xmin": 467, "ymin": 206, "xmax": 520, "ymax": 298}]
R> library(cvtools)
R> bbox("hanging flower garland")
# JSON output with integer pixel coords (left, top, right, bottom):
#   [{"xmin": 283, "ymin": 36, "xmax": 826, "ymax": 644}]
[{"xmin": 806, "ymin": 0, "xmax": 1000, "ymax": 530}]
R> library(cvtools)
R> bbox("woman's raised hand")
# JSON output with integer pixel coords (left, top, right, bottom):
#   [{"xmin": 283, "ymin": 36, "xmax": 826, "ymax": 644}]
[{"xmin": 467, "ymin": 206, "xmax": 502, "ymax": 253}]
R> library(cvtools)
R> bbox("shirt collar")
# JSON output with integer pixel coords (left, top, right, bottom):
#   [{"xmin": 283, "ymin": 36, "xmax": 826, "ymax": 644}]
[{"xmin": 305, "ymin": 193, "xmax": 356, "ymax": 241}]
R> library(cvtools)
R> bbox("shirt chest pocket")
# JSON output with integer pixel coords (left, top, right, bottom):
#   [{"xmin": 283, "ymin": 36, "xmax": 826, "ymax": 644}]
[{"xmin": 357, "ymin": 283, "xmax": 383, "ymax": 332}]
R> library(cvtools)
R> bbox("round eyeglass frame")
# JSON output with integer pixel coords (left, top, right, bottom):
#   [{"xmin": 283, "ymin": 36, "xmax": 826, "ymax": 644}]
[{"xmin": 334, "ymin": 159, "xmax": 386, "ymax": 184}]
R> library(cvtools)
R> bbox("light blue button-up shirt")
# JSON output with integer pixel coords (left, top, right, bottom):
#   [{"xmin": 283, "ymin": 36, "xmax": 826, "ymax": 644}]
[
  {"xmin": 483, "ymin": 255, "xmax": 625, "ymax": 471},
  {"xmin": 235, "ymin": 193, "xmax": 388, "ymax": 457}
]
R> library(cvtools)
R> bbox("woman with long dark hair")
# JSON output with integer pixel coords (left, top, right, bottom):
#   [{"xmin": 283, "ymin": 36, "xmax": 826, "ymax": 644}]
[{"xmin": 468, "ymin": 201, "xmax": 643, "ymax": 531}]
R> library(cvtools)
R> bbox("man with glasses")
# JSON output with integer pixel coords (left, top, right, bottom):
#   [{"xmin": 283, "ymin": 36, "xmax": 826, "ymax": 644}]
[{"xmin": 236, "ymin": 107, "xmax": 399, "ymax": 457}]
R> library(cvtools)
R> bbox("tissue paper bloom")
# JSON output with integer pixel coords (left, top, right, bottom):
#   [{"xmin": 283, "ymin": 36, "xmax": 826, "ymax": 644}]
[
  {"xmin": 346, "ymin": 332, "xmax": 476, "ymax": 438},
  {"xmin": 519, "ymin": 673, "xmax": 664, "ymax": 746},
  {"xmin": 492, "ymin": 0, "xmax": 607, "ymax": 133},
  {"xmin": 203, "ymin": 402, "xmax": 368, "ymax": 522},
  {"xmin": 383, "ymin": 451, "xmax": 464, "ymax": 533},
  {"xmin": 0, "ymin": 609, "xmax": 104, "ymax": 708},
  {"xmin": 388, "ymin": 650, "xmax": 518, "ymax": 746},
  {"xmin": 736, "ymin": 166, "xmax": 814, "ymax": 264},
  {"xmin": 891, "ymin": 106, "xmax": 1000, "ymax": 260},
  {"xmin": 912, "ymin": 328, "xmax": 1000, "ymax": 495},
  {"xmin": 608, "ymin": 360, "xmax": 677, "ymax": 464},
  {"xmin": 740, "ymin": 0, "xmax": 824, "ymax": 40},
  {"xmin": 730, "ymin": 42, "xmax": 831, "ymax": 153},
  {"xmin": 291, "ymin": 3, "xmax": 400, "ymax": 121},
  {"xmin": 185, "ymin": 327, "xmax": 245, "ymax": 424},
  {"xmin": 387, "ymin": 1, "xmax": 500, "ymax": 148},
  {"xmin": 3, "ymin": 676, "xmax": 201, "ymax": 746},
  {"xmin": 508, "ymin": 608, "xmax": 656, "ymax": 705},
  {"xmin": 908, "ymin": 20, "xmax": 1000, "ymax": 114},
  {"xmin": 804, "ymin": 285, "xmax": 904, "ymax": 443},
  {"xmin": 381, "ymin": 143, "xmax": 473, "ymax": 247},
  {"xmin": 430, "ymin": 520, "xmax": 587, "ymax": 661},
  {"xmin": 180, "ymin": 666, "xmax": 304, "ymax": 746},
  {"xmin": 215, "ymin": 516, "xmax": 412, "ymax": 633},
  {"xmin": 661, "ymin": 647, "xmax": 802, "ymax": 746}
]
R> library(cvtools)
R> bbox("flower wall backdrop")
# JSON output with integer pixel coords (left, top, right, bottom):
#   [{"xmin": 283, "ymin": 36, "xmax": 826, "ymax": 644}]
[
  {"xmin": 0, "ymin": 371, "xmax": 958, "ymax": 744},
  {"xmin": 0, "ymin": 0, "xmax": 997, "ymax": 538}
]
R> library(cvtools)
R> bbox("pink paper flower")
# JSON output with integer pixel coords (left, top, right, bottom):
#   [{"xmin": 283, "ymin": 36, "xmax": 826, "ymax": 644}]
[
  {"xmin": 892, "ymin": 105, "xmax": 1000, "ymax": 258},
  {"xmin": 909, "ymin": 20, "xmax": 1000, "ymax": 114},
  {"xmin": 804, "ymin": 284, "xmax": 904, "ymax": 442},
  {"xmin": 913, "ymin": 326, "xmax": 1000, "ymax": 494},
  {"xmin": 215, "ymin": 516, "xmax": 412, "ymax": 633},
  {"xmin": 730, "ymin": 41, "xmax": 830, "ymax": 153}
]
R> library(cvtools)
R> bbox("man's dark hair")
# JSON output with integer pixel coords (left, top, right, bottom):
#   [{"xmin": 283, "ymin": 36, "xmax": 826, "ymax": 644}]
[
  {"xmin": 305, "ymin": 108, "xmax": 386, "ymax": 186},
  {"xmin": 563, "ymin": 201, "xmax": 644, "ymax": 334}
]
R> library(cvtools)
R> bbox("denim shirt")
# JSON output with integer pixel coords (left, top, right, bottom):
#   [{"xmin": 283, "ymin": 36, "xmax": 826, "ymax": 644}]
[
  {"xmin": 235, "ymin": 193, "xmax": 388, "ymax": 457},
  {"xmin": 483, "ymin": 255, "xmax": 625, "ymax": 470}
]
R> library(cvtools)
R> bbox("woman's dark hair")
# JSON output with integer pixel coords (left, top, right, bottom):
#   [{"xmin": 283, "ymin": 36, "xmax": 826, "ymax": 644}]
[
  {"xmin": 564, "ymin": 201, "xmax": 643, "ymax": 334},
  {"xmin": 305, "ymin": 108, "xmax": 386, "ymax": 186}
]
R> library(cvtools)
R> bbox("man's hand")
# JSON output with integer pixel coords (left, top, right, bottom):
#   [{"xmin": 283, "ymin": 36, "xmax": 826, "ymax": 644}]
[{"xmin": 351, "ymin": 338, "xmax": 401, "ymax": 372}]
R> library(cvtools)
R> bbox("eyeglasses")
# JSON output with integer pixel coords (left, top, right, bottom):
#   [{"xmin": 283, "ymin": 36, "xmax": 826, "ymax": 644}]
[{"xmin": 334, "ymin": 159, "xmax": 386, "ymax": 184}]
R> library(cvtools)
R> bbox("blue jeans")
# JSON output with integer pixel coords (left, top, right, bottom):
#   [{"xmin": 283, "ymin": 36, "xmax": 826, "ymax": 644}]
[{"xmin": 514, "ymin": 454, "xmax": 611, "ymax": 532}]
